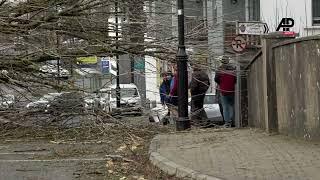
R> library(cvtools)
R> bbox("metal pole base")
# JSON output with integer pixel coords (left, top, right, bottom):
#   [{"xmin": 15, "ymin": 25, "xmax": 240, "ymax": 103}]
[{"xmin": 176, "ymin": 117, "xmax": 191, "ymax": 131}]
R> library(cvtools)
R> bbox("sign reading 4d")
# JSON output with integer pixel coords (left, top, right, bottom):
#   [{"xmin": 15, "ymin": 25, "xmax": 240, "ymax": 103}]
[{"xmin": 276, "ymin": 18, "xmax": 295, "ymax": 31}]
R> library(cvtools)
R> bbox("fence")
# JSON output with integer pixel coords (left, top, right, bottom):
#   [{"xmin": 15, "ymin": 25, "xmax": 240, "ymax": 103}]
[
  {"xmin": 246, "ymin": 51, "xmax": 265, "ymax": 129},
  {"xmin": 246, "ymin": 34, "xmax": 320, "ymax": 140}
]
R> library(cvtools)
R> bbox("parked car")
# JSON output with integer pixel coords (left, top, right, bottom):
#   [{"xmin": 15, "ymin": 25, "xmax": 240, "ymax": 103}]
[
  {"xmin": 40, "ymin": 65, "xmax": 70, "ymax": 78},
  {"xmin": 24, "ymin": 92, "xmax": 97, "ymax": 127},
  {"xmin": 26, "ymin": 93, "xmax": 62, "ymax": 109},
  {"xmin": 26, "ymin": 92, "xmax": 96, "ymax": 112},
  {"xmin": 188, "ymin": 93, "xmax": 223, "ymax": 123},
  {"xmin": 98, "ymin": 84, "xmax": 143, "ymax": 116}
]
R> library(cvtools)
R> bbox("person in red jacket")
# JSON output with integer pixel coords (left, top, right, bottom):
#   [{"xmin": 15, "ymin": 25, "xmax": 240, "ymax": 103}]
[
  {"xmin": 214, "ymin": 63, "xmax": 236, "ymax": 127},
  {"xmin": 167, "ymin": 65, "xmax": 178, "ymax": 124}
]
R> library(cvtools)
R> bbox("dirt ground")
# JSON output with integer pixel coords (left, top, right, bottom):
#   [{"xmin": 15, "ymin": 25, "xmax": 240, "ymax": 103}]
[{"xmin": 0, "ymin": 116, "xmax": 184, "ymax": 180}]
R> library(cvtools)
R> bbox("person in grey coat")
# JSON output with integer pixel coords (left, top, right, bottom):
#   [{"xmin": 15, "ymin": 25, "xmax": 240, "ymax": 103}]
[{"xmin": 189, "ymin": 66, "xmax": 210, "ymax": 126}]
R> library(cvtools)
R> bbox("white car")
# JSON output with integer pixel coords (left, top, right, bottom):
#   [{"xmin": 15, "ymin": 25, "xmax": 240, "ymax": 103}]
[
  {"xmin": 40, "ymin": 65, "xmax": 70, "ymax": 77},
  {"xmin": 188, "ymin": 93, "xmax": 223, "ymax": 122},
  {"xmin": 26, "ymin": 93, "xmax": 62, "ymax": 109},
  {"xmin": 98, "ymin": 84, "xmax": 143, "ymax": 116}
]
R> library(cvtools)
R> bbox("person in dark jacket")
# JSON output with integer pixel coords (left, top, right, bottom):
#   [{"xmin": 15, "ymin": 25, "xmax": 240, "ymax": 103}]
[
  {"xmin": 167, "ymin": 65, "xmax": 178, "ymax": 124},
  {"xmin": 190, "ymin": 65, "xmax": 210, "ymax": 126},
  {"xmin": 214, "ymin": 63, "xmax": 236, "ymax": 127},
  {"xmin": 159, "ymin": 72, "xmax": 172, "ymax": 125},
  {"xmin": 159, "ymin": 72, "xmax": 172, "ymax": 106}
]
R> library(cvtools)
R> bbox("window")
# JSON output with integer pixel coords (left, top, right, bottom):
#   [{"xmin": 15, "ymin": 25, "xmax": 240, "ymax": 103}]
[
  {"xmin": 313, "ymin": 0, "xmax": 320, "ymax": 25},
  {"xmin": 249, "ymin": 0, "xmax": 260, "ymax": 21},
  {"xmin": 213, "ymin": 0, "xmax": 217, "ymax": 24}
]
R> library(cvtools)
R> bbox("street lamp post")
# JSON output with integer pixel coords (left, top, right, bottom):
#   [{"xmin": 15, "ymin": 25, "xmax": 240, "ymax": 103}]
[
  {"xmin": 176, "ymin": 0, "xmax": 190, "ymax": 131},
  {"xmin": 115, "ymin": 1, "xmax": 121, "ymax": 108}
]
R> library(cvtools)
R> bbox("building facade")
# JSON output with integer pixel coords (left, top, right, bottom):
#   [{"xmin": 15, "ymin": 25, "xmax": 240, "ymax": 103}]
[{"xmin": 205, "ymin": 0, "xmax": 260, "ymax": 93}]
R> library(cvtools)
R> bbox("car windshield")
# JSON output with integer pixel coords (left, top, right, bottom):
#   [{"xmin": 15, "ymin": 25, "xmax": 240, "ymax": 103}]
[
  {"xmin": 204, "ymin": 95, "xmax": 217, "ymax": 104},
  {"xmin": 111, "ymin": 88, "xmax": 138, "ymax": 98}
]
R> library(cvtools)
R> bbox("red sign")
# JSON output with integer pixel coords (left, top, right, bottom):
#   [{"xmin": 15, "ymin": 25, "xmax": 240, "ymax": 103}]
[
  {"xmin": 282, "ymin": 31, "xmax": 296, "ymax": 36},
  {"xmin": 232, "ymin": 36, "xmax": 246, "ymax": 53}
]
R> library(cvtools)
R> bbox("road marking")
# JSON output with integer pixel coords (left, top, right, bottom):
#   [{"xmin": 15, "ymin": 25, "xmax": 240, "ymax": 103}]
[
  {"xmin": 0, "ymin": 152, "xmax": 38, "ymax": 155},
  {"xmin": 0, "ymin": 158, "xmax": 108, "ymax": 163}
]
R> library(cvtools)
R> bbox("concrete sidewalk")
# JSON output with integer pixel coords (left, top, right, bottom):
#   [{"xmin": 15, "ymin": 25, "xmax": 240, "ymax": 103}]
[{"xmin": 149, "ymin": 128, "xmax": 320, "ymax": 180}]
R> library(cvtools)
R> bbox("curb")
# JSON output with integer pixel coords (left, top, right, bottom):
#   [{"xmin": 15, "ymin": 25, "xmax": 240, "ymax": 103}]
[{"xmin": 149, "ymin": 135, "xmax": 223, "ymax": 180}]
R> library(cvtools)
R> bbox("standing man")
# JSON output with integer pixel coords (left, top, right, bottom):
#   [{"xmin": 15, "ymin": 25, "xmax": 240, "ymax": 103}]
[
  {"xmin": 189, "ymin": 65, "xmax": 210, "ymax": 126},
  {"xmin": 159, "ymin": 72, "xmax": 172, "ymax": 125},
  {"xmin": 159, "ymin": 72, "xmax": 172, "ymax": 107},
  {"xmin": 214, "ymin": 62, "xmax": 236, "ymax": 128}
]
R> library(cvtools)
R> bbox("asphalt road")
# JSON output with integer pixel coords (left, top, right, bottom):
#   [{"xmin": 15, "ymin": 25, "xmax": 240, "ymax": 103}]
[{"xmin": 0, "ymin": 142, "xmax": 109, "ymax": 180}]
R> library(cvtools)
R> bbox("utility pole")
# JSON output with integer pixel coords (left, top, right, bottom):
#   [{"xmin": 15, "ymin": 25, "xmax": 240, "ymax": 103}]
[
  {"xmin": 176, "ymin": 0, "xmax": 190, "ymax": 131},
  {"xmin": 115, "ymin": 1, "xmax": 121, "ymax": 108},
  {"xmin": 131, "ymin": 58, "xmax": 134, "ymax": 83}
]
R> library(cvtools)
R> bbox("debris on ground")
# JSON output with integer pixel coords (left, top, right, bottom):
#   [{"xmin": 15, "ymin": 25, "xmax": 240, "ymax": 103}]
[{"xmin": 0, "ymin": 115, "xmax": 183, "ymax": 180}]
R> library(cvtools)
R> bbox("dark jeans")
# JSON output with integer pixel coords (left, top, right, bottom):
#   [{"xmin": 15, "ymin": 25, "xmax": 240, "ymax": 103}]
[
  {"xmin": 191, "ymin": 94, "xmax": 208, "ymax": 126},
  {"xmin": 216, "ymin": 92, "xmax": 224, "ymax": 121},
  {"xmin": 218, "ymin": 102, "xmax": 224, "ymax": 121},
  {"xmin": 221, "ymin": 94, "xmax": 235, "ymax": 125}
]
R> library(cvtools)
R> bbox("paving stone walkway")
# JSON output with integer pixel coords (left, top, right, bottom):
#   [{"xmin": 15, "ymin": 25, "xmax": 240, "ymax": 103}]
[{"xmin": 150, "ymin": 128, "xmax": 320, "ymax": 180}]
